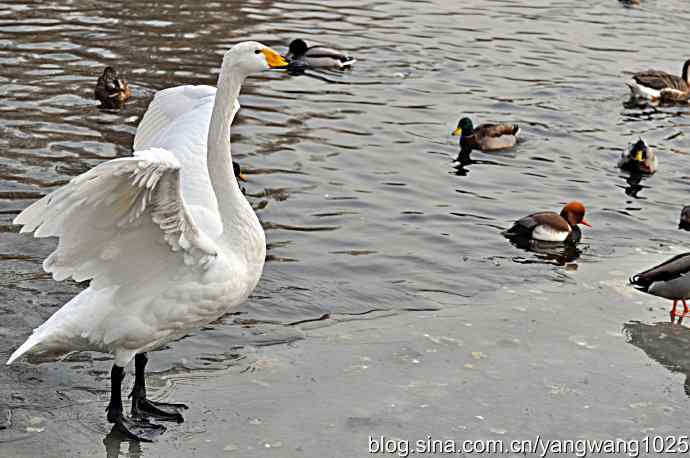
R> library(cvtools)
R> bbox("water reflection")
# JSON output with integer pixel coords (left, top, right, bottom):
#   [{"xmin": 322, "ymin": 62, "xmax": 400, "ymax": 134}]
[
  {"xmin": 506, "ymin": 237, "xmax": 582, "ymax": 266},
  {"xmin": 621, "ymin": 172, "xmax": 647, "ymax": 198},
  {"xmin": 103, "ymin": 428, "xmax": 143, "ymax": 458},
  {"xmin": 624, "ymin": 321, "xmax": 690, "ymax": 397},
  {"xmin": 451, "ymin": 153, "xmax": 505, "ymax": 177}
]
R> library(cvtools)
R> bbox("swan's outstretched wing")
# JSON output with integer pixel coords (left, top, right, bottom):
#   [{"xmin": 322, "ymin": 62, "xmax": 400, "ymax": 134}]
[
  {"xmin": 14, "ymin": 148, "xmax": 218, "ymax": 289},
  {"xmin": 133, "ymin": 85, "xmax": 239, "ymax": 151}
]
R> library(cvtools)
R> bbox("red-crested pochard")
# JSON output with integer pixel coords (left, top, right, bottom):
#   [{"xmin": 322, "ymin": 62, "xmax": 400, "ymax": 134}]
[{"xmin": 503, "ymin": 201, "xmax": 591, "ymax": 243}]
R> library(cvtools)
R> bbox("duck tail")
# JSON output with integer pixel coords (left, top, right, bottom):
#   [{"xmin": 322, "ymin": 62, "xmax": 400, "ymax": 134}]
[
  {"xmin": 512, "ymin": 125, "xmax": 521, "ymax": 137},
  {"xmin": 626, "ymin": 81, "xmax": 644, "ymax": 98},
  {"xmin": 629, "ymin": 274, "xmax": 650, "ymax": 292}
]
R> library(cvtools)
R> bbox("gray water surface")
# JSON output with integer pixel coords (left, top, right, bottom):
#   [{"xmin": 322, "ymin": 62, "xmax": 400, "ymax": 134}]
[{"xmin": 2, "ymin": 0, "xmax": 690, "ymax": 456}]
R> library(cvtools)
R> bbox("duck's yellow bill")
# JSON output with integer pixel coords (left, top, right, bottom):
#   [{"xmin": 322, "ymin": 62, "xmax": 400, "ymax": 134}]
[
  {"xmin": 261, "ymin": 48, "xmax": 288, "ymax": 68},
  {"xmin": 634, "ymin": 150, "xmax": 644, "ymax": 161},
  {"xmin": 452, "ymin": 127, "xmax": 462, "ymax": 136}
]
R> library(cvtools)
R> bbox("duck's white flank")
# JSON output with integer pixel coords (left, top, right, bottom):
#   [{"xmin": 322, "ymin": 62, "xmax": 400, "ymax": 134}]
[
  {"xmin": 627, "ymin": 80, "xmax": 661, "ymax": 100},
  {"xmin": 532, "ymin": 224, "xmax": 570, "ymax": 242}
]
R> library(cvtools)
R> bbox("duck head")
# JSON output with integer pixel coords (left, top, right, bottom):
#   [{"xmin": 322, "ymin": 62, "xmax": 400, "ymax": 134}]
[
  {"xmin": 560, "ymin": 201, "xmax": 591, "ymax": 228},
  {"xmin": 286, "ymin": 38, "xmax": 309, "ymax": 60},
  {"xmin": 629, "ymin": 138, "xmax": 650, "ymax": 163},
  {"xmin": 233, "ymin": 161, "xmax": 247, "ymax": 182},
  {"xmin": 100, "ymin": 66, "xmax": 118, "ymax": 84},
  {"xmin": 452, "ymin": 117, "xmax": 474, "ymax": 140}
]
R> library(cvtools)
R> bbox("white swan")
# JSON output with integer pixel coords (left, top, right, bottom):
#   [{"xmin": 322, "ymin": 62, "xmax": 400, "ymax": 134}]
[{"xmin": 6, "ymin": 41, "xmax": 287, "ymax": 440}]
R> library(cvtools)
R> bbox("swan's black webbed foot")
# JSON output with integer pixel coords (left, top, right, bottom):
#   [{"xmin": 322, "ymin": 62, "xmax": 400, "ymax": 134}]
[
  {"xmin": 129, "ymin": 352, "xmax": 187, "ymax": 423},
  {"xmin": 131, "ymin": 396, "xmax": 187, "ymax": 423},
  {"xmin": 107, "ymin": 404, "xmax": 165, "ymax": 442}
]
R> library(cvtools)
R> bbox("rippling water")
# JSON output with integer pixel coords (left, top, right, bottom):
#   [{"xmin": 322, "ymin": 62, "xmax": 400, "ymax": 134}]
[{"xmin": 2, "ymin": 0, "xmax": 690, "ymax": 453}]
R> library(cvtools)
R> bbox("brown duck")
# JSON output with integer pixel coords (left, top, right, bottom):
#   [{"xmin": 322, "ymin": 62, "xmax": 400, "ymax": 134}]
[
  {"xmin": 627, "ymin": 59, "xmax": 690, "ymax": 103},
  {"xmin": 503, "ymin": 201, "xmax": 591, "ymax": 243},
  {"xmin": 95, "ymin": 66, "xmax": 131, "ymax": 109}
]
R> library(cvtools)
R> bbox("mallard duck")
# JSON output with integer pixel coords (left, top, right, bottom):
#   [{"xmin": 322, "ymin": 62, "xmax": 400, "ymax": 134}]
[
  {"xmin": 233, "ymin": 161, "xmax": 248, "ymax": 195},
  {"xmin": 95, "ymin": 66, "xmax": 131, "ymax": 109},
  {"xmin": 627, "ymin": 59, "xmax": 690, "ymax": 102},
  {"xmin": 619, "ymin": 0, "xmax": 640, "ymax": 6},
  {"xmin": 680, "ymin": 206, "xmax": 690, "ymax": 231},
  {"xmin": 233, "ymin": 161, "xmax": 247, "ymax": 182},
  {"xmin": 631, "ymin": 253, "xmax": 690, "ymax": 322},
  {"xmin": 503, "ymin": 201, "xmax": 591, "ymax": 243},
  {"xmin": 7, "ymin": 42, "xmax": 288, "ymax": 441},
  {"xmin": 618, "ymin": 138, "xmax": 657, "ymax": 174},
  {"xmin": 285, "ymin": 38, "xmax": 355, "ymax": 71},
  {"xmin": 452, "ymin": 117, "xmax": 520, "ymax": 159}
]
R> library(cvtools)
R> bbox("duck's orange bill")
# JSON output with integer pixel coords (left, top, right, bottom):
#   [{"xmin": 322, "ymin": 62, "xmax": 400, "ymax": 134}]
[
  {"xmin": 581, "ymin": 219, "xmax": 592, "ymax": 227},
  {"xmin": 238, "ymin": 173, "xmax": 248, "ymax": 182}
]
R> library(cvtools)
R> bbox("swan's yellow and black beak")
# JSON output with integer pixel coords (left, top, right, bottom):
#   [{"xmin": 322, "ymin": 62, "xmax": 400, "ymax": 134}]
[
  {"xmin": 452, "ymin": 127, "xmax": 462, "ymax": 137},
  {"xmin": 261, "ymin": 48, "xmax": 288, "ymax": 69}
]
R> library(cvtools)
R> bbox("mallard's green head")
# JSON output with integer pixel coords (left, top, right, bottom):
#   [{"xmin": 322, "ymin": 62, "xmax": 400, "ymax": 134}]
[
  {"xmin": 288, "ymin": 39, "xmax": 309, "ymax": 58},
  {"xmin": 452, "ymin": 117, "xmax": 474, "ymax": 139}
]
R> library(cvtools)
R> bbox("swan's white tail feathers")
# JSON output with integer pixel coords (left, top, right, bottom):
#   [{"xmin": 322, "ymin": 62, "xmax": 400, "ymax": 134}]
[{"xmin": 6, "ymin": 330, "xmax": 46, "ymax": 365}]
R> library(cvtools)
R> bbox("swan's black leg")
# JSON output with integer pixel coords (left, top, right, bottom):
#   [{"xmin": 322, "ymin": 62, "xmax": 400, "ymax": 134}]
[
  {"xmin": 130, "ymin": 353, "xmax": 187, "ymax": 423},
  {"xmin": 106, "ymin": 364, "xmax": 165, "ymax": 442}
]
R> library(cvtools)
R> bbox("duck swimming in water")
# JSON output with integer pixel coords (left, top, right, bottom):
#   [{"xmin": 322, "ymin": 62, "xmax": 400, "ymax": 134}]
[
  {"xmin": 95, "ymin": 66, "xmax": 131, "ymax": 109},
  {"xmin": 452, "ymin": 117, "xmax": 520, "ymax": 162},
  {"xmin": 503, "ymin": 201, "xmax": 591, "ymax": 244},
  {"xmin": 618, "ymin": 138, "xmax": 657, "ymax": 174},
  {"xmin": 285, "ymin": 38, "xmax": 356, "ymax": 72},
  {"xmin": 233, "ymin": 161, "xmax": 247, "ymax": 182},
  {"xmin": 627, "ymin": 59, "xmax": 690, "ymax": 103},
  {"xmin": 233, "ymin": 161, "xmax": 247, "ymax": 194},
  {"xmin": 679, "ymin": 206, "xmax": 690, "ymax": 231}
]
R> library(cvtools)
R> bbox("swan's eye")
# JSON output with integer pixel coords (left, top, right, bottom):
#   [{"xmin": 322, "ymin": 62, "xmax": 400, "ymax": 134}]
[{"xmin": 254, "ymin": 49, "xmax": 261, "ymax": 54}]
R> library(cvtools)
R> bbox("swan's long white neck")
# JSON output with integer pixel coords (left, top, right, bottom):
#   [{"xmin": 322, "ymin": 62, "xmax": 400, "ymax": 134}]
[{"xmin": 207, "ymin": 53, "xmax": 265, "ymax": 265}]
